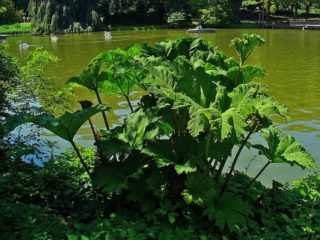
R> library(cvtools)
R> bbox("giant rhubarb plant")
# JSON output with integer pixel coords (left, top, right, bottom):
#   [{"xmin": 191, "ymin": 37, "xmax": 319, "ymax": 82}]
[{"xmin": 7, "ymin": 35, "xmax": 316, "ymax": 233}]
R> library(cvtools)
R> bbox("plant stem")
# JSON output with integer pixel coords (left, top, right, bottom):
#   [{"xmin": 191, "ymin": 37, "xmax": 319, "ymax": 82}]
[
  {"xmin": 247, "ymin": 161, "xmax": 271, "ymax": 188},
  {"xmin": 212, "ymin": 158, "xmax": 218, "ymax": 171},
  {"xmin": 125, "ymin": 95, "xmax": 134, "ymax": 113},
  {"xmin": 204, "ymin": 133, "xmax": 211, "ymax": 161},
  {"xmin": 88, "ymin": 118, "xmax": 98, "ymax": 143},
  {"xmin": 210, "ymin": 158, "xmax": 218, "ymax": 177},
  {"xmin": 214, "ymin": 154, "xmax": 228, "ymax": 181},
  {"xmin": 219, "ymin": 123, "xmax": 257, "ymax": 197},
  {"xmin": 88, "ymin": 118, "xmax": 104, "ymax": 159},
  {"xmin": 70, "ymin": 139, "xmax": 93, "ymax": 180},
  {"xmin": 202, "ymin": 133, "xmax": 214, "ymax": 172},
  {"xmin": 94, "ymin": 89, "xmax": 110, "ymax": 130}
]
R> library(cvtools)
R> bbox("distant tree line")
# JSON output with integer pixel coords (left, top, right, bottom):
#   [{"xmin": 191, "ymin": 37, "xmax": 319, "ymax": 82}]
[
  {"xmin": 22, "ymin": 0, "xmax": 247, "ymax": 33},
  {"xmin": 0, "ymin": 0, "xmax": 24, "ymax": 24},
  {"xmin": 1, "ymin": 0, "xmax": 320, "ymax": 32},
  {"xmin": 28, "ymin": 0, "xmax": 103, "ymax": 33}
]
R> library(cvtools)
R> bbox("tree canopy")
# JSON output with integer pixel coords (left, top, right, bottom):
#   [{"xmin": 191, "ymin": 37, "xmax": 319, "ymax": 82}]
[{"xmin": 2, "ymin": 0, "xmax": 319, "ymax": 32}]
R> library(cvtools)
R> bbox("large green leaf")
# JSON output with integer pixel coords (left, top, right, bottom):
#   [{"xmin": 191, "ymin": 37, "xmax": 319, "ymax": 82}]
[
  {"xmin": 67, "ymin": 61, "xmax": 107, "ymax": 92},
  {"xmin": 117, "ymin": 109, "xmax": 160, "ymax": 150},
  {"xmin": 142, "ymin": 140, "xmax": 176, "ymax": 167},
  {"xmin": 189, "ymin": 38, "xmax": 215, "ymax": 56},
  {"xmin": 172, "ymin": 57, "xmax": 218, "ymax": 107},
  {"xmin": 97, "ymin": 44, "xmax": 141, "ymax": 62},
  {"xmin": 229, "ymin": 83, "xmax": 265, "ymax": 115},
  {"xmin": 220, "ymin": 108, "xmax": 247, "ymax": 141},
  {"xmin": 242, "ymin": 65, "xmax": 265, "ymax": 83},
  {"xmin": 229, "ymin": 83, "xmax": 288, "ymax": 121},
  {"xmin": 208, "ymin": 107, "xmax": 247, "ymax": 142},
  {"xmin": 100, "ymin": 69, "xmax": 138, "ymax": 97},
  {"xmin": 183, "ymin": 172, "xmax": 216, "ymax": 206},
  {"xmin": 203, "ymin": 193, "xmax": 251, "ymax": 232},
  {"xmin": 174, "ymin": 161, "xmax": 196, "ymax": 175},
  {"xmin": 99, "ymin": 127, "xmax": 131, "ymax": 157},
  {"xmin": 254, "ymin": 126, "xmax": 317, "ymax": 169},
  {"xmin": 141, "ymin": 36, "xmax": 223, "ymax": 66},
  {"xmin": 95, "ymin": 46, "xmax": 142, "ymax": 99},
  {"xmin": 93, "ymin": 156, "xmax": 146, "ymax": 193},
  {"xmin": 230, "ymin": 34, "xmax": 265, "ymax": 65},
  {"xmin": 5, "ymin": 105, "xmax": 106, "ymax": 141},
  {"xmin": 253, "ymin": 95, "xmax": 288, "ymax": 120},
  {"xmin": 142, "ymin": 136, "xmax": 200, "ymax": 170},
  {"xmin": 100, "ymin": 110, "xmax": 160, "ymax": 157},
  {"xmin": 187, "ymin": 105, "xmax": 220, "ymax": 137}
]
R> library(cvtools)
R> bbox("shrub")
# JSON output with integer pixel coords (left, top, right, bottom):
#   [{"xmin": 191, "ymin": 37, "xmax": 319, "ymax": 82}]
[
  {"xmin": 72, "ymin": 22, "xmax": 84, "ymax": 33},
  {"xmin": 50, "ymin": 13, "xmax": 59, "ymax": 32},
  {"xmin": 167, "ymin": 11, "xmax": 187, "ymax": 28},
  {"xmin": 200, "ymin": 5, "xmax": 232, "ymax": 26},
  {"xmin": 0, "ymin": 0, "xmax": 20, "ymax": 24}
]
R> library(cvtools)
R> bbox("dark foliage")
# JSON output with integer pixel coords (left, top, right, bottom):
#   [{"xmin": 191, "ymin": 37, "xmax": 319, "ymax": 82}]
[{"xmin": 0, "ymin": 46, "xmax": 19, "ymax": 159}]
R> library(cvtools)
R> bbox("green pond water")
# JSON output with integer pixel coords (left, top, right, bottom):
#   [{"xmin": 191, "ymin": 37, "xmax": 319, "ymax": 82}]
[{"xmin": 4, "ymin": 29, "xmax": 320, "ymax": 185}]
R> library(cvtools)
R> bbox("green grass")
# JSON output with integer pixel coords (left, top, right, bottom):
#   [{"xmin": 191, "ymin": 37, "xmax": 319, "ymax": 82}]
[{"xmin": 0, "ymin": 23, "xmax": 32, "ymax": 34}]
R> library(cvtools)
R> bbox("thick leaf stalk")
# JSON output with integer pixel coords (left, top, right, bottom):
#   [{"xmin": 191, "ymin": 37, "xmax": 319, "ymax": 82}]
[
  {"xmin": 247, "ymin": 161, "xmax": 271, "ymax": 188},
  {"xmin": 94, "ymin": 89, "xmax": 110, "ymax": 130},
  {"xmin": 70, "ymin": 139, "xmax": 93, "ymax": 180},
  {"xmin": 219, "ymin": 122, "xmax": 258, "ymax": 197}
]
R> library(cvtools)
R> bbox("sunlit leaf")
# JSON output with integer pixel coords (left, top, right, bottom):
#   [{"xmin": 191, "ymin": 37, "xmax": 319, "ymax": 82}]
[
  {"xmin": 5, "ymin": 105, "xmax": 106, "ymax": 141},
  {"xmin": 230, "ymin": 34, "xmax": 265, "ymax": 65},
  {"xmin": 254, "ymin": 126, "xmax": 317, "ymax": 169}
]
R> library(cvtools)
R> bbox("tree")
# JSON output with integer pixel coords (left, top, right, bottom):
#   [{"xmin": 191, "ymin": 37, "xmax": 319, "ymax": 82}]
[
  {"xmin": 13, "ymin": 0, "xmax": 29, "ymax": 12},
  {"xmin": 167, "ymin": 11, "xmax": 188, "ymax": 28},
  {"xmin": 199, "ymin": 2, "xmax": 232, "ymax": 25},
  {"xmin": 0, "ymin": 0, "xmax": 21, "ymax": 24},
  {"xmin": 29, "ymin": 0, "xmax": 103, "ymax": 33},
  {"xmin": 189, "ymin": 0, "xmax": 211, "ymax": 16},
  {"xmin": 301, "ymin": 0, "xmax": 318, "ymax": 18},
  {"xmin": 228, "ymin": 0, "xmax": 243, "ymax": 22}
]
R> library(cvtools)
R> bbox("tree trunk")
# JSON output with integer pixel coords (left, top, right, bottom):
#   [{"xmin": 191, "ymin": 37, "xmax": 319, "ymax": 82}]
[
  {"xmin": 275, "ymin": 3, "xmax": 279, "ymax": 13},
  {"xmin": 294, "ymin": 4, "xmax": 298, "ymax": 17},
  {"xmin": 229, "ymin": 0, "xmax": 243, "ymax": 23},
  {"xmin": 266, "ymin": 0, "xmax": 271, "ymax": 27},
  {"xmin": 306, "ymin": 4, "xmax": 311, "ymax": 19}
]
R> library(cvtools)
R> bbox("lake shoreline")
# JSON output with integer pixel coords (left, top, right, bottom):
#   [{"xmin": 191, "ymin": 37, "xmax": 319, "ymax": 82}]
[
  {"xmin": 3, "ymin": 22, "xmax": 320, "ymax": 36},
  {"xmin": 3, "ymin": 22, "xmax": 311, "ymax": 36}
]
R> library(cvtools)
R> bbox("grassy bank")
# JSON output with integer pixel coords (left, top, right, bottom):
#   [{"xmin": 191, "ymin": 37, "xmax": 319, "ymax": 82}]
[{"xmin": 0, "ymin": 23, "xmax": 32, "ymax": 34}]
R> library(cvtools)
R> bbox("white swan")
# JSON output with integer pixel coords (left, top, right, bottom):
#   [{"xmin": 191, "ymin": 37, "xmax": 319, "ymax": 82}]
[
  {"xmin": 104, "ymin": 31, "xmax": 112, "ymax": 40},
  {"xmin": 51, "ymin": 34, "xmax": 58, "ymax": 42},
  {"xmin": 18, "ymin": 41, "xmax": 29, "ymax": 50}
]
